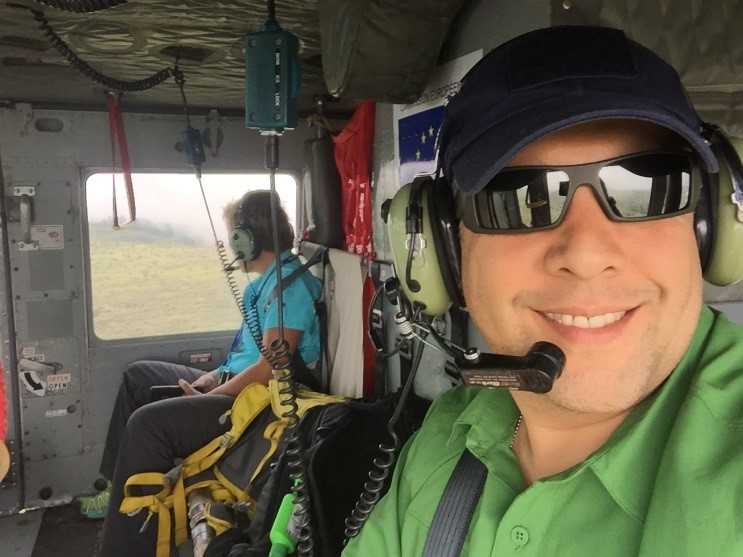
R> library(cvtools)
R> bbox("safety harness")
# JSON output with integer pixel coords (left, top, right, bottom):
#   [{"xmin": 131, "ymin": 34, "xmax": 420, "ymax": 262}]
[{"xmin": 119, "ymin": 380, "xmax": 344, "ymax": 557}]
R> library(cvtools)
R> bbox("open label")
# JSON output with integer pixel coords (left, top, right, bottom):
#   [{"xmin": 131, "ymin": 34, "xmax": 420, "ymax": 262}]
[{"xmin": 46, "ymin": 373, "xmax": 71, "ymax": 395}]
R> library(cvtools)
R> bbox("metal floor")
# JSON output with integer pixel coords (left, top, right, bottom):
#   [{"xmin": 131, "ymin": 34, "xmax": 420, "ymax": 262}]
[
  {"xmin": 0, "ymin": 504, "xmax": 198, "ymax": 557},
  {"xmin": 0, "ymin": 505, "xmax": 103, "ymax": 557}
]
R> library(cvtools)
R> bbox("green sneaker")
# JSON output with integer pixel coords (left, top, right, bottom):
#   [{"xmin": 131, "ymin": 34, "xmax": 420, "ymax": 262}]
[{"xmin": 79, "ymin": 482, "xmax": 111, "ymax": 519}]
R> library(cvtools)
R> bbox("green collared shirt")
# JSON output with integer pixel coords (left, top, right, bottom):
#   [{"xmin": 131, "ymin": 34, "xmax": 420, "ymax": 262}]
[{"xmin": 343, "ymin": 306, "xmax": 743, "ymax": 557}]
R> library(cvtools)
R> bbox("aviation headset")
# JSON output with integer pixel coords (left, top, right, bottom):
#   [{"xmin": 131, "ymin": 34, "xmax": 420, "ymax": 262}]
[
  {"xmin": 228, "ymin": 191, "xmax": 286, "ymax": 263},
  {"xmin": 385, "ymin": 133, "xmax": 743, "ymax": 318},
  {"xmin": 229, "ymin": 216, "xmax": 262, "ymax": 263}
]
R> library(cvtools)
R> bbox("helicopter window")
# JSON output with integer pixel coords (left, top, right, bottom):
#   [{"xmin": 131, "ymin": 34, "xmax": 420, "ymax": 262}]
[{"xmin": 85, "ymin": 172, "xmax": 298, "ymax": 340}]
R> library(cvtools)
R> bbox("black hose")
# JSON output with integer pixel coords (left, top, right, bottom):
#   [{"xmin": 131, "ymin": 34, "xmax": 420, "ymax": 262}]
[
  {"xmin": 404, "ymin": 241, "xmax": 420, "ymax": 292},
  {"xmin": 9, "ymin": 3, "xmax": 174, "ymax": 92},
  {"xmin": 33, "ymin": 0, "xmax": 127, "ymax": 12}
]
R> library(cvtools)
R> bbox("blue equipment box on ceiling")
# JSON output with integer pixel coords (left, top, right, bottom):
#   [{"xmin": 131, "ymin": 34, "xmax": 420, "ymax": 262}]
[{"xmin": 244, "ymin": 19, "xmax": 300, "ymax": 132}]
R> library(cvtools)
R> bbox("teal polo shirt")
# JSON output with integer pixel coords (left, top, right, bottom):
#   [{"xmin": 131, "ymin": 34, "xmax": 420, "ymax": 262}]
[
  {"xmin": 343, "ymin": 305, "xmax": 743, "ymax": 557},
  {"xmin": 221, "ymin": 251, "xmax": 321, "ymax": 374}
]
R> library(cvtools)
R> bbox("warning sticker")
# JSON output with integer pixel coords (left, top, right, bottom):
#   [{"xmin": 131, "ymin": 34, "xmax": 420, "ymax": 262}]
[
  {"xmin": 30, "ymin": 225, "xmax": 64, "ymax": 250},
  {"xmin": 189, "ymin": 352, "xmax": 214, "ymax": 364},
  {"xmin": 46, "ymin": 373, "xmax": 71, "ymax": 395},
  {"xmin": 45, "ymin": 408, "xmax": 68, "ymax": 418}
]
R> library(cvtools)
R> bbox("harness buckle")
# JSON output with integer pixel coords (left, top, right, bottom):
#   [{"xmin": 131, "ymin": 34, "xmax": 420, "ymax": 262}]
[
  {"xmin": 233, "ymin": 501, "xmax": 252, "ymax": 514},
  {"xmin": 219, "ymin": 433, "xmax": 233, "ymax": 449},
  {"xmin": 139, "ymin": 510, "xmax": 154, "ymax": 534}
]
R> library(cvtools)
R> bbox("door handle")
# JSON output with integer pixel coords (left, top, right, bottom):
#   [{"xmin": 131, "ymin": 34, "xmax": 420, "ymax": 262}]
[
  {"xmin": 19, "ymin": 195, "xmax": 32, "ymax": 244},
  {"xmin": 12, "ymin": 185, "xmax": 38, "ymax": 251}
]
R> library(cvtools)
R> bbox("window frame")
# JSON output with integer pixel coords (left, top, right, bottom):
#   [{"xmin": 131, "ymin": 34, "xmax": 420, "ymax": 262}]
[{"xmin": 81, "ymin": 167, "xmax": 301, "ymax": 344}]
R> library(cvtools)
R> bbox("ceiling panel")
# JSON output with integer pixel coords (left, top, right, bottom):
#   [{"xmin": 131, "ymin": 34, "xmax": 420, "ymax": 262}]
[{"xmin": 0, "ymin": 0, "xmax": 351, "ymax": 115}]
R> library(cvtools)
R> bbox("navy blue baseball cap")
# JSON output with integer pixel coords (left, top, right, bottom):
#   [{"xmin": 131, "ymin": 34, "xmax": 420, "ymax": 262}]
[{"xmin": 438, "ymin": 26, "xmax": 719, "ymax": 194}]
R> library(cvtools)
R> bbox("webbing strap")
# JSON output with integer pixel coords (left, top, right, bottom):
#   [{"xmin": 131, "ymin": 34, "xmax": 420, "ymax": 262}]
[
  {"xmin": 266, "ymin": 246, "xmax": 327, "ymax": 306},
  {"xmin": 119, "ymin": 475, "xmax": 233, "ymax": 557},
  {"xmin": 249, "ymin": 419, "xmax": 286, "ymax": 484},
  {"xmin": 119, "ymin": 473, "xmax": 174, "ymax": 557},
  {"xmin": 173, "ymin": 474, "xmax": 188, "ymax": 545},
  {"xmin": 422, "ymin": 450, "xmax": 488, "ymax": 557},
  {"xmin": 118, "ymin": 382, "xmax": 342, "ymax": 557}
]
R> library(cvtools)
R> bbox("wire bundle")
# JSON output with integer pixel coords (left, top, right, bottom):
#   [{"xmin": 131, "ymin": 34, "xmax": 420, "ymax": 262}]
[
  {"xmin": 9, "ymin": 3, "xmax": 175, "ymax": 92},
  {"xmin": 33, "ymin": 0, "xmax": 127, "ymax": 12}
]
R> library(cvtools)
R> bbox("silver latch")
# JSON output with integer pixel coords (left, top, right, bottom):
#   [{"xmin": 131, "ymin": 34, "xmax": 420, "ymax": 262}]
[{"xmin": 13, "ymin": 185, "xmax": 36, "ymax": 197}]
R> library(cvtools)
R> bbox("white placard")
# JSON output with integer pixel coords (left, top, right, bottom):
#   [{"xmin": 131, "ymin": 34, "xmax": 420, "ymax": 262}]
[{"xmin": 30, "ymin": 225, "xmax": 64, "ymax": 250}]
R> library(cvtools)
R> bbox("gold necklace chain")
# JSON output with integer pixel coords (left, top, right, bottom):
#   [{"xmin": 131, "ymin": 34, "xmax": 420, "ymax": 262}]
[{"xmin": 510, "ymin": 415, "xmax": 523, "ymax": 449}]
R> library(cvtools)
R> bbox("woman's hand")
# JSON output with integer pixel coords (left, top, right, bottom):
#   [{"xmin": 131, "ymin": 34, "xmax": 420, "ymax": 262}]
[
  {"xmin": 185, "ymin": 370, "xmax": 221, "ymax": 394},
  {"xmin": 178, "ymin": 379, "xmax": 203, "ymax": 396}
]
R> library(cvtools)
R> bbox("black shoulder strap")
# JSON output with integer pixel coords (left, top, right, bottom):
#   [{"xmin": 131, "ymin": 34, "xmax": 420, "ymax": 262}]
[
  {"xmin": 422, "ymin": 449, "xmax": 487, "ymax": 557},
  {"xmin": 266, "ymin": 247, "xmax": 327, "ymax": 306}
]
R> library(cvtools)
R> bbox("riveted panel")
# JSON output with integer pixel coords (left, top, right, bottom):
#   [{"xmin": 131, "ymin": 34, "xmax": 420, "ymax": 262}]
[
  {"xmin": 25, "ymin": 300, "xmax": 74, "ymax": 340},
  {"xmin": 29, "ymin": 251, "xmax": 65, "ymax": 292}
]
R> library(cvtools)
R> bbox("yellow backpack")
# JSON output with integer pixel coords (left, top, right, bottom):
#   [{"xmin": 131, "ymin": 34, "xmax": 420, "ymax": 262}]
[{"xmin": 119, "ymin": 380, "xmax": 345, "ymax": 557}]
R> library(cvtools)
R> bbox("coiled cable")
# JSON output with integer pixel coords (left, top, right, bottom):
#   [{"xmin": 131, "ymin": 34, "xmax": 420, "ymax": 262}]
[
  {"xmin": 272, "ymin": 362, "xmax": 314, "ymax": 556},
  {"xmin": 8, "ymin": 3, "xmax": 175, "ymax": 92},
  {"xmin": 242, "ymin": 266, "xmax": 313, "ymax": 556},
  {"xmin": 32, "ymin": 0, "xmax": 126, "ymax": 12},
  {"xmin": 181, "ymin": 13, "xmax": 312, "ymax": 546},
  {"xmin": 216, "ymin": 241, "xmax": 250, "ymax": 320},
  {"xmin": 193, "ymin": 144, "xmax": 314, "ymax": 556},
  {"xmin": 343, "ymin": 335, "xmax": 427, "ymax": 542},
  {"xmin": 267, "ymin": 151, "xmax": 315, "ymax": 557},
  {"xmin": 210, "ymin": 213, "xmax": 314, "ymax": 557}
]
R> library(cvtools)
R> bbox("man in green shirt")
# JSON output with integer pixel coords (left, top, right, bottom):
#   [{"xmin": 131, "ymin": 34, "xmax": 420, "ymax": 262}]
[{"xmin": 344, "ymin": 26, "xmax": 743, "ymax": 556}]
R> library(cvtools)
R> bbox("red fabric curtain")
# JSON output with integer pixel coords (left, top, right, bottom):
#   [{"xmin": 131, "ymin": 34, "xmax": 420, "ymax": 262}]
[
  {"xmin": 333, "ymin": 101, "xmax": 378, "ymax": 396},
  {"xmin": 333, "ymin": 100, "xmax": 376, "ymax": 258}
]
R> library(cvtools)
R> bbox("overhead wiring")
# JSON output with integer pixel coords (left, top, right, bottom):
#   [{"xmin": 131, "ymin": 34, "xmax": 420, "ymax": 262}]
[
  {"xmin": 32, "ymin": 0, "xmax": 127, "ymax": 12},
  {"xmin": 8, "ymin": 3, "xmax": 175, "ymax": 92}
]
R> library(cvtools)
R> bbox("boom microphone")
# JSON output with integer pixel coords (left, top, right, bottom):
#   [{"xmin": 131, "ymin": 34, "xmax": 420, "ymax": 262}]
[
  {"xmin": 456, "ymin": 342, "xmax": 566, "ymax": 393},
  {"xmin": 223, "ymin": 255, "xmax": 241, "ymax": 273}
]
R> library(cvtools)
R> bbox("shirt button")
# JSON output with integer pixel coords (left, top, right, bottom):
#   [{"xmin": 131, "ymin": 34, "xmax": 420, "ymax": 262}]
[{"xmin": 511, "ymin": 525, "xmax": 530, "ymax": 547}]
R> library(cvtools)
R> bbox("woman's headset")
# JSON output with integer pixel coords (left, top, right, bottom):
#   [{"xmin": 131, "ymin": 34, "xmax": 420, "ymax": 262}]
[
  {"xmin": 385, "ymin": 130, "xmax": 743, "ymax": 318},
  {"xmin": 228, "ymin": 198, "xmax": 263, "ymax": 263},
  {"xmin": 229, "ymin": 224, "xmax": 261, "ymax": 262}
]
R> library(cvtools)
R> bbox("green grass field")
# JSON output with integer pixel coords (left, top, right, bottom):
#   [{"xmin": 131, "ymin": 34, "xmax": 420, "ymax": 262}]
[{"xmin": 89, "ymin": 223, "xmax": 247, "ymax": 339}]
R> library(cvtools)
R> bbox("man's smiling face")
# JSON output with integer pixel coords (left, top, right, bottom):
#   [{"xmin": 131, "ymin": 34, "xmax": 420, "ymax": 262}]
[{"xmin": 460, "ymin": 120, "xmax": 703, "ymax": 415}]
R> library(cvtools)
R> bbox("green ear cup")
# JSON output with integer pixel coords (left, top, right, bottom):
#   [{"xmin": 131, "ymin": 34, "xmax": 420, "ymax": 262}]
[
  {"xmin": 704, "ymin": 137, "xmax": 743, "ymax": 286},
  {"xmin": 387, "ymin": 182, "xmax": 452, "ymax": 316},
  {"xmin": 229, "ymin": 227, "xmax": 258, "ymax": 262}
]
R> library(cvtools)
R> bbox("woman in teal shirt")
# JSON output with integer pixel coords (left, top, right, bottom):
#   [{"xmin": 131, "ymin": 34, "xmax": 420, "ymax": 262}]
[{"xmin": 96, "ymin": 191, "xmax": 321, "ymax": 557}]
